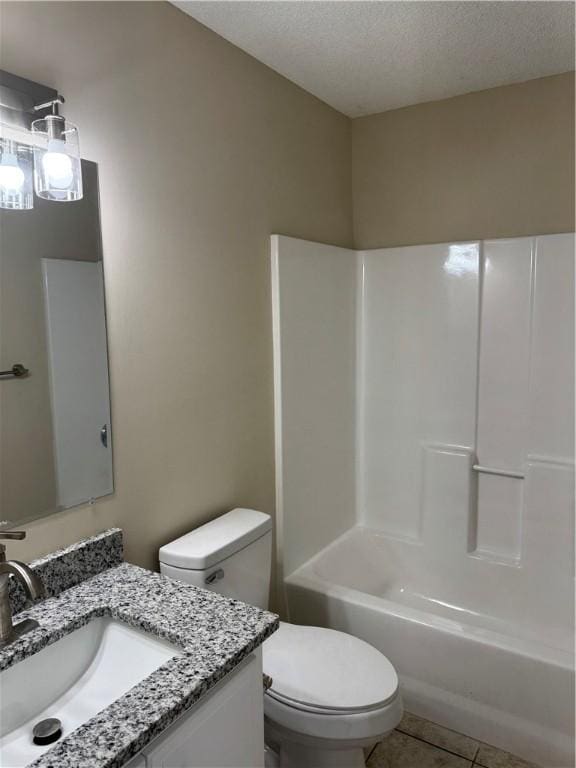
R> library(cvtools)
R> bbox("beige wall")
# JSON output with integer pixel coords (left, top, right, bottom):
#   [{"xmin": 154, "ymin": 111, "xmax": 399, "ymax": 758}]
[
  {"xmin": 0, "ymin": 2, "xmax": 352, "ymax": 584},
  {"xmin": 352, "ymin": 72, "xmax": 575, "ymax": 249}
]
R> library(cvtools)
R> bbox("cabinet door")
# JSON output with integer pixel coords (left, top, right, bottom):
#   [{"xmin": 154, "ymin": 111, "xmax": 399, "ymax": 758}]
[{"xmin": 145, "ymin": 651, "xmax": 264, "ymax": 768}]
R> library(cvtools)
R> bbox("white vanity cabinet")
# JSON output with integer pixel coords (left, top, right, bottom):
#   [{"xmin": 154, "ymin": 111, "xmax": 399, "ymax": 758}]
[{"xmin": 123, "ymin": 650, "xmax": 264, "ymax": 768}]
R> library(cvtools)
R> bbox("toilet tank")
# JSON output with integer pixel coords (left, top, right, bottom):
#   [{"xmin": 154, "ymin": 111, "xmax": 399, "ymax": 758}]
[{"xmin": 159, "ymin": 508, "xmax": 272, "ymax": 610}]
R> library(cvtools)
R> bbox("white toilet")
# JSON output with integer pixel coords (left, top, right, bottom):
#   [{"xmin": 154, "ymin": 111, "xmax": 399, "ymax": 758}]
[{"xmin": 159, "ymin": 508, "xmax": 403, "ymax": 768}]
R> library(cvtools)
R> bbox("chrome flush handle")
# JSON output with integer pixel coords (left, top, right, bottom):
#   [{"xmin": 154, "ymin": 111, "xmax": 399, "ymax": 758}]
[{"xmin": 205, "ymin": 568, "xmax": 224, "ymax": 585}]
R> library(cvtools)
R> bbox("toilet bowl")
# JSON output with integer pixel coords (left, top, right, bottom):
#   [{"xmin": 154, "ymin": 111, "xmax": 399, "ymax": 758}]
[
  {"xmin": 159, "ymin": 509, "xmax": 403, "ymax": 767},
  {"xmin": 263, "ymin": 622, "xmax": 402, "ymax": 767}
]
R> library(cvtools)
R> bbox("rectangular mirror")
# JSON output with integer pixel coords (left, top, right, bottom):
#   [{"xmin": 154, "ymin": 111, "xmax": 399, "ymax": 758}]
[{"xmin": 0, "ymin": 159, "xmax": 113, "ymax": 527}]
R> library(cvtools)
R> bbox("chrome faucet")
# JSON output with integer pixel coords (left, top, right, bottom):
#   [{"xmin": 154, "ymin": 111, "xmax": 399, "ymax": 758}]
[{"xmin": 0, "ymin": 531, "xmax": 45, "ymax": 648}]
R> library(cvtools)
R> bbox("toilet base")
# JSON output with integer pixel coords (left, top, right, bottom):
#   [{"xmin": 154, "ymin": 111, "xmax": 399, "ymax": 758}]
[
  {"xmin": 264, "ymin": 744, "xmax": 281, "ymax": 768},
  {"xmin": 265, "ymin": 720, "xmax": 375, "ymax": 768},
  {"xmin": 278, "ymin": 742, "xmax": 365, "ymax": 768}
]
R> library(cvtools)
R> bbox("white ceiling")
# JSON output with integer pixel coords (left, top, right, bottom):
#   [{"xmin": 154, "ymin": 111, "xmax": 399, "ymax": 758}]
[{"xmin": 173, "ymin": 1, "xmax": 575, "ymax": 117}]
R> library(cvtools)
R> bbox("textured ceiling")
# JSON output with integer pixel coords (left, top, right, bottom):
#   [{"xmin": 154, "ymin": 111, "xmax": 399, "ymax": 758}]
[{"xmin": 173, "ymin": 1, "xmax": 575, "ymax": 117}]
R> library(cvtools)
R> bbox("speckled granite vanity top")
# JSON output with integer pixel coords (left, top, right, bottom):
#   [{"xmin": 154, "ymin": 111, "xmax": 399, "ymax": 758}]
[{"xmin": 0, "ymin": 530, "xmax": 279, "ymax": 768}]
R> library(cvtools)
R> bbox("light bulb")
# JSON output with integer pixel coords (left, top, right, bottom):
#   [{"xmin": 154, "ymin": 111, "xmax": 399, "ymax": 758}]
[
  {"xmin": 32, "ymin": 116, "xmax": 82, "ymax": 202},
  {"xmin": 42, "ymin": 141, "xmax": 74, "ymax": 189},
  {"xmin": 0, "ymin": 153, "xmax": 25, "ymax": 192}
]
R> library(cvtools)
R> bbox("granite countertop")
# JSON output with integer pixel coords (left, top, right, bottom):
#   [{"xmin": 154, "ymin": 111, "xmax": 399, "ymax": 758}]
[{"xmin": 0, "ymin": 551, "xmax": 278, "ymax": 768}]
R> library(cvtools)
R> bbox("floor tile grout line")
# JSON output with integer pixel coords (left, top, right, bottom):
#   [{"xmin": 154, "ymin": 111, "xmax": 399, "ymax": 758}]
[
  {"xmin": 395, "ymin": 726, "xmax": 479, "ymax": 762},
  {"xmin": 366, "ymin": 743, "xmax": 378, "ymax": 762}
]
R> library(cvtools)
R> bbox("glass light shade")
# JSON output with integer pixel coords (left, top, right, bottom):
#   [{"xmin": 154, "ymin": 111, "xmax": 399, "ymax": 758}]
[
  {"xmin": 0, "ymin": 137, "xmax": 33, "ymax": 210},
  {"xmin": 31, "ymin": 116, "xmax": 83, "ymax": 202}
]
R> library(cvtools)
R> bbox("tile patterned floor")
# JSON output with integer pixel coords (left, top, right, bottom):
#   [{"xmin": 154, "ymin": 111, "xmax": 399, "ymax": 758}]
[{"xmin": 366, "ymin": 712, "xmax": 541, "ymax": 768}]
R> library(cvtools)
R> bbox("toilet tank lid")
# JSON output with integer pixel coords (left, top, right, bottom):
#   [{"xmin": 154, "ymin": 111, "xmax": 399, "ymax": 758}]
[{"xmin": 159, "ymin": 508, "xmax": 272, "ymax": 570}]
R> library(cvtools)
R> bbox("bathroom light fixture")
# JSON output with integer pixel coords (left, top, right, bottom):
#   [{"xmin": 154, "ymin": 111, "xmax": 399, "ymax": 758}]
[
  {"xmin": 31, "ymin": 97, "xmax": 82, "ymax": 202},
  {"xmin": 0, "ymin": 71, "xmax": 83, "ymax": 210},
  {"xmin": 0, "ymin": 136, "xmax": 33, "ymax": 210}
]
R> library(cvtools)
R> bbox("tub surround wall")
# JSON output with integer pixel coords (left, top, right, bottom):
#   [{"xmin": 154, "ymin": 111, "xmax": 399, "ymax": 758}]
[
  {"xmin": 359, "ymin": 242, "xmax": 480, "ymax": 539},
  {"xmin": 359, "ymin": 233, "xmax": 574, "ymax": 584},
  {"xmin": 271, "ymin": 236, "xmax": 357, "ymax": 575},
  {"xmin": 475, "ymin": 238, "xmax": 531, "ymax": 560},
  {"xmin": 476, "ymin": 236, "xmax": 575, "ymax": 563}
]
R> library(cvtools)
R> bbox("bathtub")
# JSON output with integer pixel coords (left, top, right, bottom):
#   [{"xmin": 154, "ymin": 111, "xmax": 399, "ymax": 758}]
[{"xmin": 284, "ymin": 526, "xmax": 575, "ymax": 767}]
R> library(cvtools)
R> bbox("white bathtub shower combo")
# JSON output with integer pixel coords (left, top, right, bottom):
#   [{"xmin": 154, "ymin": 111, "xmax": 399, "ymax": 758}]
[{"xmin": 271, "ymin": 233, "xmax": 575, "ymax": 766}]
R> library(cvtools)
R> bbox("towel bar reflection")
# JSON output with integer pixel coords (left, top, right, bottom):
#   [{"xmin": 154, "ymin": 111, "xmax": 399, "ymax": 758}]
[
  {"xmin": 0, "ymin": 364, "xmax": 29, "ymax": 379},
  {"xmin": 473, "ymin": 464, "xmax": 524, "ymax": 479}
]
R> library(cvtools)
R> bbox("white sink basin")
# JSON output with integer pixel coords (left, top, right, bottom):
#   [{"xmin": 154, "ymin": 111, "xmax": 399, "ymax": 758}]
[{"xmin": 0, "ymin": 617, "xmax": 181, "ymax": 767}]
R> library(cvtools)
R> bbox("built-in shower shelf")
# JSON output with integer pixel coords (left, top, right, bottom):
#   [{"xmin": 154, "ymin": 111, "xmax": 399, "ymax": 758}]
[{"xmin": 472, "ymin": 464, "xmax": 524, "ymax": 480}]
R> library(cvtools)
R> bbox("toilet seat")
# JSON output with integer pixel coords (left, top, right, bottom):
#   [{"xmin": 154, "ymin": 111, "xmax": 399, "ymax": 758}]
[{"xmin": 263, "ymin": 622, "xmax": 400, "ymax": 740}]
